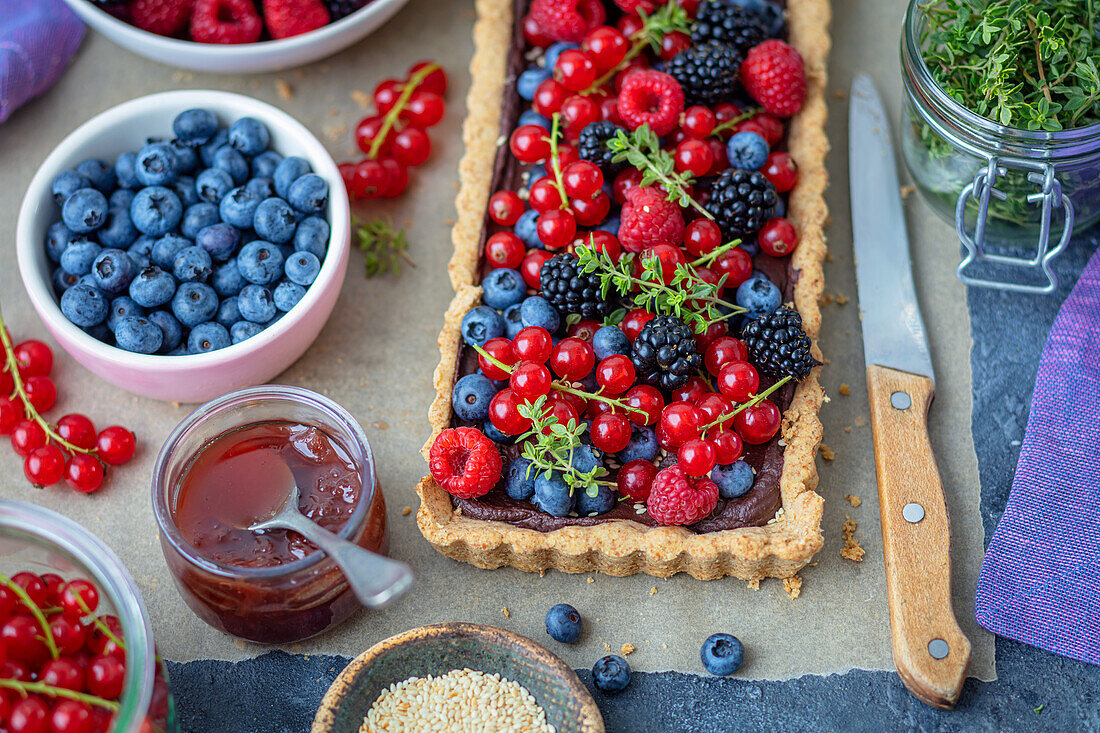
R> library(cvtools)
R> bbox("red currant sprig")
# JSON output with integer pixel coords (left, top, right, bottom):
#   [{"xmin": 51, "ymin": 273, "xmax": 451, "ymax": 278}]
[
  {"xmin": 364, "ymin": 62, "xmax": 443, "ymax": 161},
  {"xmin": 579, "ymin": 3, "xmax": 692, "ymax": 95},
  {"xmin": 699, "ymin": 375, "xmax": 791, "ymax": 435}
]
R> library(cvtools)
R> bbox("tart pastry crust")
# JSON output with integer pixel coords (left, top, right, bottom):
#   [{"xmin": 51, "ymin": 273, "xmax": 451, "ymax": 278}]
[{"xmin": 416, "ymin": 0, "xmax": 831, "ymax": 581}]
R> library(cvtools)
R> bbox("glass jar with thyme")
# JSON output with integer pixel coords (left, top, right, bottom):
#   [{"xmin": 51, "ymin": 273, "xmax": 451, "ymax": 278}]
[{"xmin": 900, "ymin": 0, "xmax": 1100, "ymax": 291}]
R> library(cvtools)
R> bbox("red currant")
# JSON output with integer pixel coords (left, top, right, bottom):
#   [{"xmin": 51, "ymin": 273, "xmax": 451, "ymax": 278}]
[
  {"xmin": 734, "ymin": 119, "xmax": 768, "ymax": 139},
  {"xmin": 562, "ymin": 161, "xmax": 603, "ymax": 199},
  {"xmin": 12, "ymin": 340, "xmax": 52, "ymax": 377},
  {"xmin": 372, "ymin": 78, "xmax": 402, "ymax": 114},
  {"xmin": 763, "ymin": 151, "xmax": 799, "ymax": 193},
  {"xmin": 378, "ymin": 157, "xmax": 409, "ymax": 198},
  {"xmin": 734, "ymin": 400, "xmax": 781, "ymax": 444},
  {"xmin": 637, "ymin": 243, "xmax": 685, "ymax": 285},
  {"xmin": 521, "ymin": 250, "xmax": 554, "ymax": 289},
  {"xmin": 338, "ymin": 161, "xmax": 356, "ymax": 196},
  {"xmin": 590, "ymin": 412, "xmax": 631, "ymax": 453},
  {"xmin": 488, "ymin": 190, "xmax": 525, "ymax": 226},
  {"xmin": 61, "ymin": 579, "xmax": 99, "ymax": 618},
  {"xmin": 0, "ymin": 397, "xmax": 21, "ymax": 435},
  {"xmin": 717, "ymin": 361, "xmax": 760, "ymax": 403},
  {"xmin": 24, "ymin": 445, "xmax": 65, "ymax": 487},
  {"xmin": 683, "ymin": 219, "xmax": 722, "ymax": 258},
  {"xmin": 711, "ymin": 429, "xmax": 743, "ymax": 464},
  {"xmin": 9, "ymin": 696, "xmax": 49, "ymax": 733},
  {"xmin": 713, "ymin": 101, "xmax": 742, "ymax": 130},
  {"xmin": 659, "ymin": 30, "xmax": 692, "ymax": 59},
  {"xmin": 533, "ymin": 78, "xmax": 569, "ymax": 117},
  {"xmin": 510, "ymin": 125, "xmax": 551, "ymax": 163},
  {"xmin": 705, "ymin": 136, "xmax": 729, "ymax": 175},
  {"xmin": 478, "ymin": 337, "xmax": 516, "ymax": 381},
  {"xmin": 540, "ymin": 398, "xmax": 579, "ymax": 435},
  {"xmin": 620, "ymin": 308, "xmax": 655, "ymax": 342},
  {"xmin": 595, "ymin": 355, "xmax": 635, "ymax": 394},
  {"xmin": 681, "ymin": 105, "xmax": 716, "ymax": 138},
  {"xmin": 65, "ymin": 454, "xmax": 105, "ymax": 494},
  {"xmin": 41, "ymin": 657, "xmax": 84, "ymax": 691},
  {"xmin": 87, "ymin": 615, "xmax": 123, "ymax": 656},
  {"xmin": 350, "ymin": 159, "xmax": 387, "ymax": 199},
  {"xmin": 536, "ymin": 209, "xmax": 577, "ymax": 249},
  {"xmin": 513, "ymin": 327, "xmax": 553, "ymax": 364},
  {"xmin": 669, "ymin": 377, "xmax": 710, "ymax": 404},
  {"xmin": 758, "ymin": 217, "xmax": 800, "ymax": 257},
  {"xmin": 705, "ymin": 336, "xmax": 749, "ymax": 376},
  {"xmin": 354, "ymin": 115, "xmax": 393, "ymax": 155},
  {"xmin": 49, "ymin": 614, "xmax": 87, "ymax": 655},
  {"xmin": 488, "ymin": 389, "xmax": 532, "ymax": 435},
  {"xmin": 623, "ymin": 384, "xmax": 664, "ymax": 426},
  {"xmin": 554, "ymin": 49, "xmax": 597, "ymax": 92},
  {"xmin": 659, "ymin": 401, "xmax": 703, "ymax": 447},
  {"xmin": 529, "ymin": 177, "xmax": 565, "ymax": 212},
  {"xmin": 549, "ymin": 338, "xmax": 595, "ymax": 382},
  {"xmin": 694, "ymin": 321, "xmax": 728, "ymax": 352},
  {"xmin": 617, "ymin": 459, "xmax": 658, "ymax": 501},
  {"xmin": 559, "ymin": 95, "xmax": 601, "ymax": 139},
  {"xmin": 673, "ymin": 138, "xmax": 714, "ymax": 177},
  {"xmin": 10, "ymin": 420, "xmax": 46, "ymax": 457},
  {"xmin": 695, "ymin": 392, "xmax": 733, "ymax": 427},
  {"xmin": 678, "ymin": 438, "xmax": 717, "ymax": 476},
  {"xmin": 569, "ymin": 192, "xmax": 611, "ymax": 227},
  {"xmin": 40, "ymin": 573, "xmax": 64, "ymax": 605},
  {"xmin": 617, "ymin": 13, "xmax": 644, "ymax": 37},
  {"xmin": 1, "ymin": 615, "xmax": 48, "ymax": 665},
  {"xmin": 409, "ymin": 61, "xmax": 448, "ymax": 95},
  {"xmin": 580, "ymin": 230, "xmax": 621, "ymax": 260},
  {"xmin": 510, "ymin": 361, "xmax": 553, "ymax": 400},
  {"xmin": 392, "ymin": 127, "xmax": 432, "ymax": 167},
  {"xmin": 56, "ymin": 414, "xmax": 96, "ymax": 450},
  {"xmin": 612, "ymin": 167, "xmax": 643, "ymax": 205},
  {"xmin": 752, "ymin": 113, "xmax": 784, "ymax": 146},
  {"xmin": 402, "ymin": 91, "xmax": 446, "ymax": 128},
  {"xmin": 567, "ymin": 319, "xmax": 601, "ymax": 342},
  {"xmin": 598, "ymin": 95, "xmax": 622, "ymax": 125},
  {"xmin": 582, "ymin": 26, "xmax": 628, "ymax": 71},
  {"xmin": 0, "ymin": 367, "xmax": 12, "ymax": 396},
  {"xmin": 485, "ymin": 232, "xmax": 526, "ymax": 270},
  {"xmin": 87, "ymin": 654, "xmax": 125, "ymax": 699},
  {"xmin": 49, "ymin": 700, "xmax": 94, "ymax": 733},
  {"xmin": 553, "ymin": 144, "xmax": 580, "ymax": 169},
  {"xmin": 11, "ymin": 572, "xmax": 47, "ymax": 607},
  {"xmin": 23, "ymin": 375, "xmax": 56, "ymax": 413},
  {"xmin": 710, "ymin": 248, "xmax": 753, "ymax": 289},
  {"xmin": 95, "ymin": 426, "xmax": 135, "ymax": 465}
]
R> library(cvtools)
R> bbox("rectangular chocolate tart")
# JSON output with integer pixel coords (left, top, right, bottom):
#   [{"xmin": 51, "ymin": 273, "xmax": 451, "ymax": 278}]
[{"xmin": 416, "ymin": 0, "xmax": 830, "ymax": 581}]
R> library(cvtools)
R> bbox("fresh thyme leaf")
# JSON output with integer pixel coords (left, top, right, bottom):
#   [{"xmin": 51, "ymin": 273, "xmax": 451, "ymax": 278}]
[
  {"xmin": 353, "ymin": 216, "xmax": 414, "ymax": 278},
  {"xmin": 606, "ymin": 125, "xmax": 714, "ymax": 219}
]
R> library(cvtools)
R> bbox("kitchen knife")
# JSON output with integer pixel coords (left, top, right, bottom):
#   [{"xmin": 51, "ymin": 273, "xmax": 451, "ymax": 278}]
[{"xmin": 848, "ymin": 73, "xmax": 972, "ymax": 710}]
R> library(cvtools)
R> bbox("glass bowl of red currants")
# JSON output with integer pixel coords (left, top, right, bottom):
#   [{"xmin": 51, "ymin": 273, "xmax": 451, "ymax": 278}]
[{"xmin": 0, "ymin": 500, "xmax": 174, "ymax": 732}]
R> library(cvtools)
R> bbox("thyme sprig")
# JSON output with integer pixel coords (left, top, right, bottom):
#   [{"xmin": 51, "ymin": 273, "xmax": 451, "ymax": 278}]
[
  {"xmin": 919, "ymin": 0, "xmax": 1100, "ymax": 129},
  {"xmin": 701, "ymin": 376, "xmax": 792, "ymax": 434},
  {"xmin": 353, "ymin": 216, "xmax": 415, "ymax": 278},
  {"xmin": 606, "ymin": 125, "xmax": 714, "ymax": 219},
  {"xmin": 583, "ymin": 3, "xmax": 692, "ymax": 93},
  {"xmin": 516, "ymin": 396, "xmax": 615, "ymax": 497},
  {"xmin": 575, "ymin": 240, "xmax": 745, "ymax": 334}
]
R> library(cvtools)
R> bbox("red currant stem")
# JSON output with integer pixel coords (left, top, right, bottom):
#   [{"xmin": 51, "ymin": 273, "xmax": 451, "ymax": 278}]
[
  {"xmin": 581, "ymin": 3, "xmax": 690, "ymax": 94},
  {"xmin": 0, "ymin": 572, "xmax": 59, "ymax": 660},
  {"xmin": 0, "ymin": 305, "xmax": 98, "ymax": 458},
  {"xmin": 468, "ymin": 342, "xmax": 646, "ymax": 417},
  {"xmin": 710, "ymin": 106, "xmax": 763, "ymax": 137},
  {"xmin": 366, "ymin": 62, "xmax": 440, "ymax": 160},
  {"xmin": 0, "ymin": 679, "xmax": 120, "ymax": 711},
  {"xmin": 79, "ymin": 596, "xmax": 126, "ymax": 652},
  {"xmin": 701, "ymin": 375, "xmax": 792, "ymax": 433},
  {"xmin": 544, "ymin": 113, "xmax": 571, "ymax": 210},
  {"xmin": 583, "ymin": 35, "xmax": 648, "ymax": 95},
  {"xmin": 688, "ymin": 240, "xmax": 743, "ymax": 269}
]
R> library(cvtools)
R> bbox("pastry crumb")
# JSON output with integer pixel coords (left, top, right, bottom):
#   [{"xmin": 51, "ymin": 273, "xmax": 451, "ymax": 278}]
[
  {"xmin": 844, "ymin": 426, "xmax": 852, "ymax": 433},
  {"xmin": 501, "ymin": 606, "xmax": 510, "ymax": 618},
  {"xmin": 323, "ymin": 123, "xmax": 347, "ymax": 142},
  {"xmin": 603, "ymin": 642, "xmax": 611, "ymax": 652},
  {"xmin": 586, "ymin": 577, "xmax": 594, "ymax": 584},
  {"xmin": 350, "ymin": 90, "xmax": 371, "ymax": 108},
  {"xmin": 836, "ymin": 294, "xmax": 849, "ymax": 305},
  {"xmin": 620, "ymin": 643, "xmax": 635, "ymax": 656},
  {"xmin": 275, "ymin": 79, "xmax": 293, "ymax": 100},
  {"xmin": 401, "ymin": 506, "xmax": 412, "ymax": 516},
  {"xmin": 818, "ymin": 444, "xmax": 835, "ymax": 461},
  {"xmin": 649, "ymin": 587, "xmax": 658, "ymax": 595},
  {"xmin": 372, "ymin": 420, "xmax": 389, "ymax": 430},
  {"xmin": 900, "ymin": 184, "xmax": 915, "ymax": 199},
  {"xmin": 842, "ymin": 515, "xmax": 866, "ymax": 562},
  {"xmin": 839, "ymin": 383, "xmax": 851, "ymax": 396},
  {"xmin": 844, "ymin": 494, "xmax": 862, "ymax": 508},
  {"xmin": 746, "ymin": 578, "xmax": 760, "ymax": 591},
  {"xmin": 783, "ymin": 575, "xmax": 802, "ymax": 599},
  {"xmin": 854, "ymin": 415, "xmax": 867, "ymax": 427},
  {"xmin": 444, "ymin": 218, "xmax": 456, "ymax": 226},
  {"xmin": 819, "ymin": 292, "xmax": 835, "ymax": 306},
  {"xmin": 539, "ymin": 570, "xmax": 546, "ymax": 577}
]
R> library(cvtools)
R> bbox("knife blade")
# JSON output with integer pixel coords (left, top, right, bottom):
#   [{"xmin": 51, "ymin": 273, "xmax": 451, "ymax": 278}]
[{"xmin": 848, "ymin": 73, "xmax": 972, "ymax": 710}]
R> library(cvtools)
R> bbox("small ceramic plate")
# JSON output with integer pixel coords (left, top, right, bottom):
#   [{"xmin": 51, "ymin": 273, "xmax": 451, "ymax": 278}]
[{"xmin": 313, "ymin": 622, "xmax": 604, "ymax": 733}]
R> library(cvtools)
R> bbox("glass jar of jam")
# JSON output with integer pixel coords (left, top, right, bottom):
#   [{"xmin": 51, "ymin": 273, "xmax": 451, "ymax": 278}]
[{"xmin": 151, "ymin": 385, "xmax": 387, "ymax": 644}]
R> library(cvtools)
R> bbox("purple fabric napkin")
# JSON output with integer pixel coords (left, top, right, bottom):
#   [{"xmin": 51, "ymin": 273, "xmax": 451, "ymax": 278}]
[
  {"xmin": 0, "ymin": 0, "xmax": 84, "ymax": 124},
  {"xmin": 975, "ymin": 246, "xmax": 1100, "ymax": 666}
]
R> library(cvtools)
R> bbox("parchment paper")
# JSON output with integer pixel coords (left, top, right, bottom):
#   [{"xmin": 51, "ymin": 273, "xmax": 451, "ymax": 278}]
[{"xmin": 0, "ymin": 0, "xmax": 994, "ymax": 681}]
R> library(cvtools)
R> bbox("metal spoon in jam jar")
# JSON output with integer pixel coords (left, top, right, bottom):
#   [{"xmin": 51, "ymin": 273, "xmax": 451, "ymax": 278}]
[{"xmin": 221, "ymin": 448, "xmax": 414, "ymax": 608}]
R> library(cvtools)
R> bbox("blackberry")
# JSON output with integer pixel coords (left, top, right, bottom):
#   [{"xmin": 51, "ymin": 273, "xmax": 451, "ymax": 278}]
[
  {"xmin": 740, "ymin": 305, "xmax": 820, "ymax": 380},
  {"xmin": 324, "ymin": 0, "xmax": 368, "ymax": 20},
  {"xmin": 631, "ymin": 315, "xmax": 702, "ymax": 392},
  {"xmin": 577, "ymin": 121, "xmax": 625, "ymax": 174},
  {"xmin": 662, "ymin": 42, "xmax": 741, "ymax": 106},
  {"xmin": 706, "ymin": 168, "xmax": 778, "ymax": 241},
  {"xmin": 539, "ymin": 252, "xmax": 611, "ymax": 321},
  {"xmin": 692, "ymin": 1, "xmax": 771, "ymax": 57}
]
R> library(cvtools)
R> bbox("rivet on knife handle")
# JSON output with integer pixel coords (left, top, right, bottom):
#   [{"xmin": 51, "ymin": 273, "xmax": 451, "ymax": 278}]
[{"xmin": 866, "ymin": 364, "xmax": 971, "ymax": 709}]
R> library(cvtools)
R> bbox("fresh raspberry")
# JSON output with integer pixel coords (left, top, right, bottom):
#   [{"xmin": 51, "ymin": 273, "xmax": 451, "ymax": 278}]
[
  {"xmin": 616, "ymin": 70, "xmax": 684, "ymax": 137},
  {"xmin": 190, "ymin": 0, "xmax": 263, "ymax": 43},
  {"xmin": 131, "ymin": 0, "xmax": 193, "ymax": 36},
  {"xmin": 647, "ymin": 465, "xmax": 719, "ymax": 525},
  {"xmin": 618, "ymin": 185, "xmax": 685, "ymax": 253},
  {"xmin": 429, "ymin": 427, "xmax": 502, "ymax": 499},
  {"xmin": 263, "ymin": 0, "xmax": 331, "ymax": 39},
  {"xmin": 530, "ymin": 0, "xmax": 606, "ymax": 44},
  {"xmin": 613, "ymin": 0, "xmax": 659, "ymax": 13},
  {"xmin": 740, "ymin": 40, "xmax": 807, "ymax": 118}
]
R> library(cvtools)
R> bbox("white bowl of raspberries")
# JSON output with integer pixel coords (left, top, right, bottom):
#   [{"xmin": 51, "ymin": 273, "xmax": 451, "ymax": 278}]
[
  {"xmin": 16, "ymin": 89, "xmax": 351, "ymax": 403},
  {"xmin": 61, "ymin": 0, "xmax": 411, "ymax": 74}
]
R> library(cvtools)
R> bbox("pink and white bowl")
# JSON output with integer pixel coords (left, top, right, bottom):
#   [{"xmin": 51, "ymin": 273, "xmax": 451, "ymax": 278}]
[{"xmin": 16, "ymin": 90, "xmax": 351, "ymax": 404}]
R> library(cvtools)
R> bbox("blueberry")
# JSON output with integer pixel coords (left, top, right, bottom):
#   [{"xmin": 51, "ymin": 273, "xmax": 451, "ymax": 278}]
[
  {"xmin": 273, "ymin": 156, "xmax": 312, "ymax": 199},
  {"xmin": 617, "ymin": 425, "xmax": 658, "ymax": 464},
  {"xmin": 174, "ymin": 109, "xmax": 219, "ymax": 147},
  {"xmin": 171, "ymin": 282, "xmax": 219, "ymax": 328},
  {"xmin": 211, "ymin": 260, "xmax": 246, "ymax": 298},
  {"xmin": 516, "ymin": 110, "xmax": 551, "ymax": 130},
  {"xmin": 700, "ymin": 633, "xmax": 745, "ymax": 676},
  {"xmin": 577, "ymin": 484, "xmax": 615, "ymax": 516},
  {"xmin": 195, "ymin": 222, "xmax": 242, "ymax": 262},
  {"xmin": 130, "ymin": 186, "xmax": 183, "ymax": 236},
  {"xmin": 52, "ymin": 170, "xmax": 91, "ymax": 206},
  {"xmin": 544, "ymin": 42, "xmax": 579, "ymax": 68},
  {"xmin": 60, "ymin": 283, "xmax": 109, "ymax": 327},
  {"xmin": 740, "ymin": 240, "xmax": 761, "ymax": 259},
  {"xmin": 237, "ymin": 284, "xmax": 276, "ymax": 323},
  {"xmin": 503, "ymin": 457, "xmax": 535, "ymax": 500},
  {"xmin": 711, "ymin": 460, "xmax": 754, "ymax": 499},
  {"xmin": 481, "ymin": 269, "xmax": 525, "ymax": 310},
  {"xmin": 284, "ymin": 175, "xmax": 328, "ymax": 216},
  {"xmin": 180, "ymin": 202, "xmax": 219, "ymax": 239},
  {"xmin": 502, "ymin": 304, "xmax": 524, "ymax": 338},
  {"xmin": 253, "ymin": 198, "xmax": 298, "ymax": 243},
  {"xmin": 593, "ymin": 326, "xmax": 630, "ymax": 360},
  {"xmin": 213, "ymin": 146, "xmax": 249, "ymax": 186},
  {"xmin": 62, "ymin": 188, "xmax": 108, "ymax": 234},
  {"xmin": 592, "ymin": 655, "xmax": 631, "ymax": 694},
  {"xmin": 127, "ymin": 235, "xmax": 156, "ymax": 269},
  {"xmin": 251, "ymin": 150, "xmax": 283, "ymax": 179},
  {"xmin": 147, "ymin": 310, "xmax": 183, "ymax": 353},
  {"xmin": 214, "ymin": 295, "xmax": 241, "ymax": 327},
  {"xmin": 279, "ymin": 251, "xmax": 321, "ymax": 288},
  {"xmin": 107, "ymin": 296, "xmax": 145, "ymax": 332},
  {"xmin": 134, "ymin": 142, "xmax": 179, "ymax": 187},
  {"xmin": 52, "ymin": 268, "xmax": 79, "ymax": 295},
  {"xmin": 517, "ymin": 67, "xmax": 553, "ymax": 100},
  {"xmin": 98, "ymin": 209, "xmax": 138, "ymax": 249},
  {"xmin": 451, "ymin": 373, "xmax": 497, "ymax": 422},
  {"xmin": 769, "ymin": 196, "xmax": 786, "ymax": 219},
  {"xmin": 45, "ymin": 222, "xmax": 75, "ymax": 263},
  {"xmin": 731, "ymin": 0, "xmax": 784, "ymax": 35},
  {"xmin": 461, "ymin": 306, "xmax": 505, "ymax": 347},
  {"xmin": 596, "ymin": 215, "xmax": 620, "ymax": 236},
  {"xmin": 527, "ymin": 164, "xmax": 548, "ymax": 185},
  {"xmin": 129, "ymin": 266, "xmax": 178, "ymax": 308},
  {"xmin": 91, "ymin": 249, "xmax": 137, "ymax": 294},
  {"xmin": 293, "ymin": 216, "xmax": 329, "ymax": 259},
  {"xmin": 237, "ymin": 240, "xmax": 285, "ymax": 285},
  {"xmin": 727, "ymin": 131, "xmax": 770, "ymax": 170},
  {"xmin": 245, "ymin": 177, "xmax": 276, "ymax": 200},
  {"xmin": 60, "ymin": 240, "xmax": 103, "ymax": 276},
  {"xmin": 171, "ymin": 175, "xmax": 200, "ymax": 208},
  {"xmin": 109, "ymin": 188, "xmax": 137, "ymax": 211},
  {"xmin": 172, "ymin": 245, "xmax": 213, "ymax": 283},
  {"xmin": 273, "ymin": 281, "xmax": 306, "ymax": 312},
  {"xmin": 532, "ymin": 472, "xmax": 575, "ymax": 517},
  {"xmin": 75, "ymin": 158, "xmax": 115, "ymax": 192},
  {"xmin": 217, "ymin": 186, "xmax": 261, "ymax": 229},
  {"xmin": 230, "ymin": 320, "xmax": 265, "ymax": 344},
  {"xmin": 520, "ymin": 295, "xmax": 560, "ymax": 331},
  {"xmin": 169, "ymin": 141, "xmax": 199, "ymax": 175},
  {"xmin": 195, "ymin": 168, "xmax": 234, "ymax": 203},
  {"xmin": 570, "ymin": 444, "xmax": 601, "ymax": 473},
  {"xmin": 735, "ymin": 276, "xmax": 781, "ymax": 315},
  {"xmin": 228, "ymin": 117, "xmax": 270, "ymax": 156},
  {"xmin": 545, "ymin": 603, "xmax": 582, "ymax": 643},
  {"xmin": 514, "ymin": 209, "xmax": 541, "ymax": 248},
  {"xmin": 482, "ymin": 419, "xmax": 515, "ymax": 445},
  {"xmin": 113, "ymin": 316, "xmax": 163, "ymax": 354},
  {"xmin": 148, "ymin": 233, "xmax": 187, "ymax": 270},
  {"xmin": 198, "ymin": 128, "xmax": 229, "ymax": 168},
  {"xmin": 114, "ymin": 151, "xmax": 140, "ymax": 189},
  {"xmin": 188, "ymin": 322, "xmax": 231, "ymax": 353}
]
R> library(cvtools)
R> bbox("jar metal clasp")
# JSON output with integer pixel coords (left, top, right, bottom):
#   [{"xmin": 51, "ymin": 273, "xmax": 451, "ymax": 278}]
[{"xmin": 955, "ymin": 156, "xmax": 1075, "ymax": 294}]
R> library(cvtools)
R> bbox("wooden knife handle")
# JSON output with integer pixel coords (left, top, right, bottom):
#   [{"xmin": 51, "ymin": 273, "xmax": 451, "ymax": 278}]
[{"xmin": 866, "ymin": 364, "xmax": 971, "ymax": 709}]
